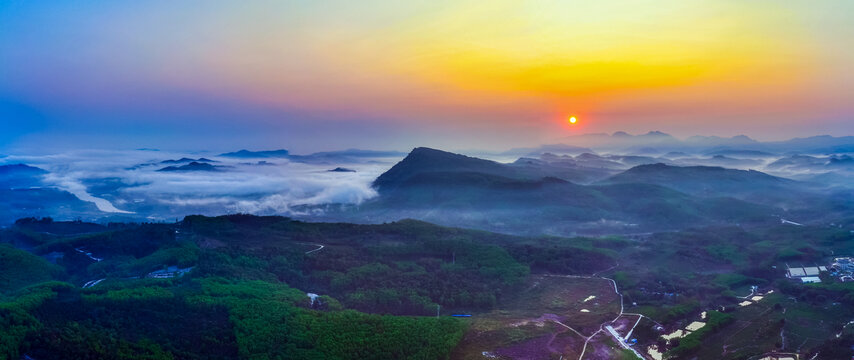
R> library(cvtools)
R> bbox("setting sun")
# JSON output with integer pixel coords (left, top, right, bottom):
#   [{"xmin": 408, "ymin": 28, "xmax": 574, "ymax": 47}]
[{"xmin": 569, "ymin": 116, "xmax": 577, "ymax": 124}]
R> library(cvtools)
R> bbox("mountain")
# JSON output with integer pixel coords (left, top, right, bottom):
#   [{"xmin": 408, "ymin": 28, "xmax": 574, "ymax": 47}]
[
  {"xmin": 639, "ymin": 130, "xmax": 678, "ymax": 141},
  {"xmin": 510, "ymin": 153, "xmax": 619, "ymax": 183},
  {"xmin": 302, "ymin": 149, "xmax": 405, "ymax": 158},
  {"xmin": 703, "ymin": 149, "xmax": 776, "ymax": 158},
  {"xmin": 598, "ymin": 163, "xmax": 807, "ymax": 204},
  {"xmin": 373, "ymin": 147, "xmax": 516, "ymax": 191},
  {"xmin": 373, "ymin": 147, "xmax": 618, "ymax": 190},
  {"xmin": 0, "ymin": 164, "xmax": 114, "ymax": 224},
  {"xmin": 500, "ymin": 144, "xmax": 594, "ymax": 157},
  {"xmin": 605, "ymin": 155, "xmax": 668, "ymax": 167},
  {"xmin": 160, "ymin": 157, "xmax": 216, "ymax": 164},
  {"xmin": 0, "ymin": 163, "xmax": 47, "ymax": 188},
  {"xmin": 828, "ymin": 155, "xmax": 854, "ymax": 168},
  {"xmin": 219, "ymin": 149, "xmax": 290, "ymax": 158},
  {"xmin": 560, "ymin": 131, "xmax": 681, "ymax": 151},
  {"xmin": 0, "ymin": 163, "xmax": 45, "ymax": 176},
  {"xmin": 0, "ymin": 244, "xmax": 61, "ymax": 292},
  {"xmin": 557, "ymin": 131, "xmax": 756, "ymax": 154},
  {"xmin": 674, "ymin": 155, "xmax": 764, "ymax": 169},
  {"xmin": 686, "ymin": 135, "xmax": 760, "ymax": 148},
  {"xmin": 766, "ymin": 154, "xmax": 854, "ymax": 175},
  {"xmin": 766, "ymin": 155, "xmax": 826, "ymax": 170},
  {"xmin": 0, "ymin": 188, "xmax": 103, "ymax": 225},
  {"xmin": 663, "ymin": 151, "xmax": 689, "ymax": 158},
  {"xmin": 353, "ymin": 148, "xmax": 777, "ymax": 235},
  {"xmin": 157, "ymin": 161, "xmax": 222, "ymax": 172},
  {"xmin": 554, "ymin": 132, "xmax": 854, "ymax": 154},
  {"xmin": 328, "ymin": 167, "xmax": 356, "ymax": 172},
  {"xmin": 765, "ymin": 135, "xmax": 854, "ymax": 153},
  {"xmin": 571, "ymin": 153, "xmax": 626, "ymax": 169},
  {"xmin": 218, "ymin": 148, "xmax": 405, "ymax": 164},
  {"xmin": 288, "ymin": 149, "xmax": 407, "ymax": 164}
]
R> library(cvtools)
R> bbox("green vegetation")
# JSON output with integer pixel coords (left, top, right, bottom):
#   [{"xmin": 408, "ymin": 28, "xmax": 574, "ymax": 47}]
[
  {"xmin": 1, "ymin": 216, "xmax": 542, "ymax": 359},
  {"xmin": 181, "ymin": 215, "xmax": 538, "ymax": 314},
  {"xmin": 0, "ymin": 244, "xmax": 63, "ymax": 293},
  {"xmin": 666, "ymin": 311, "xmax": 733, "ymax": 357},
  {"xmin": 0, "ymin": 282, "xmax": 71, "ymax": 359},
  {"xmin": 196, "ymin": 278, "xmax": 465, "ymax": 359},
  {"xmin": 1, "ymin": 276, "xmax": 466, "ymax": 360},
  {"xmin": 1, "ymin": 214, "xmax": 852, "ymax": 359}
]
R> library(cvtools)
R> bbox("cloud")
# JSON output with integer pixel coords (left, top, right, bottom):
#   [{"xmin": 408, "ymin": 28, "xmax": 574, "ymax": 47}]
[{"xmin": 1, "ymin": 149, "xmax": 392, "ymax": 220}]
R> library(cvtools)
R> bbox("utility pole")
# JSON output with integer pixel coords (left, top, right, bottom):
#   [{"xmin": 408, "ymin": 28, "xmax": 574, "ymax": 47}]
[{"xmin": 436, "ymin": 304, "xmax": 440, "ymax": 318}]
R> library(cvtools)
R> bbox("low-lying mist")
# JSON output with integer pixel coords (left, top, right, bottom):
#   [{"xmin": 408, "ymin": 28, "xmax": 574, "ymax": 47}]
[{"xmin": 1, "ymin": 149, "xmax": 394, "ymax": 222}]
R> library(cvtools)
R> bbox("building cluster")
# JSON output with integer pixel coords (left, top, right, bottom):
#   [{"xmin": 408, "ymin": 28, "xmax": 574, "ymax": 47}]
[
  {"xmin": 784, "ymin": 257, "xmax": 854, "ymax": 283},
  {"xmin": 785, "ymin": 264, "xmax": 826, "ymax": 283},
  {"xmin": 829, "ymin": 257, "xmax": 854, "ymax": 282}
]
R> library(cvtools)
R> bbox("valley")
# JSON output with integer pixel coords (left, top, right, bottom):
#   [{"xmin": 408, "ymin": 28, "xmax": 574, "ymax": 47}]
[{"xmin": 1, "ymin": 136, "xmax": 853, "ymax": 359}]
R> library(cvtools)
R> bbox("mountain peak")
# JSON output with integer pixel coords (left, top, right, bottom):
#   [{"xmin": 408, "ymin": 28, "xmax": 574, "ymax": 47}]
[
  {"xmin": 731, "ymin": 135, "xmax": 755, "ymax": 141},
  {"xmin": 643, "ymin": 131, "xmax": 672, "ymax": 137},
  {"xmin": 372, "ymin": 147, "xmax": 508, "ymax": 190},
  {"xmin": 409, "ymin": 147, "xmax": 454, "ymax": 157},
  {"xmin": 0, "ymin": 163, "xmax": 47, "ymax": 175},
  {"xmin": 219, "ymin": 149, "xmax": 290, "ymax": 158},
  {"xmin": 157, "ymin": 162, "xmax": 221, "ymax": 172}
]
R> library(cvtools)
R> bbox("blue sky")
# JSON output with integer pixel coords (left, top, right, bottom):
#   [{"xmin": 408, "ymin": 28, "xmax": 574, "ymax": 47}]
[{"xmin": 2, "ymin": 1, "xmax": 852, "ymax": 153}]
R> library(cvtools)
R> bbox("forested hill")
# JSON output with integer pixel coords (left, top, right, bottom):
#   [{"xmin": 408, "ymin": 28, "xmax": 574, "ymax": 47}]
[
  {"xmin": 596, "ymin": 163, "xmax": 843, "ymax": 216},
  {"xmin": 357, "ymin": 149, "xmax": 778, "ymax": 235},
  {"xmin": 599, "ymin": 163, "xmax": 798, "ymax": 198},
  {"xmin": 372, "ymin": 147, "xmax": 514, "ymax": 191},
  {"xmin": 2, "ymin": 214, "xmax": 854, "ymax": 359},
  {"xmin": 0, "ymin": 215, "xmax": 615, "ymax": 360}
]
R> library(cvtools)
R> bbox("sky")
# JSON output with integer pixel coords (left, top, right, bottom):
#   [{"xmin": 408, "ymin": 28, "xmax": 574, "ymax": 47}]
[{"xmin": 1, "ymin": 0, "xmax": 853, "ymax": 153}]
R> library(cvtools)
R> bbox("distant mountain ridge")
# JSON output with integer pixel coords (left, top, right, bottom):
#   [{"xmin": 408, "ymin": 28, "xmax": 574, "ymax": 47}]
[
  {"xmin": 0, "ymin": 163, "xmax": 47, "ymax": 188},
  {"xmin": 219, "ymin": 148, "xmax": 406, "ymax": 164},
  {"xmin": 598, "ymin": 163, "xmax": 811, "ymax": 206},
  {"xmin": 500, "ymin": 144, "xmax": 594, "ymax": 157},
  {"xmin": 157, "ymin": 162, "xmax": 223, "ymax": 172},
  {"xmin": 352, "ymin": 147, "xmax": 779, "ymax": 235},
  {"xmin": 219, "ymin": 149, "xmax": 290, "ymax": 158},
  {"xmin": 557, "ymin": 131, "xmax": 854, "ymax": 154},
  {"xmin": 160, "ymin": 157, "xmax": 216, "ymax": 164}
]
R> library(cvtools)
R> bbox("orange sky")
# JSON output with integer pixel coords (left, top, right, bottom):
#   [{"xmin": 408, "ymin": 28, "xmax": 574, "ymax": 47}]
[{"xmin": 1, "ymin": 0, "xmax": 852, "ymax": 151}]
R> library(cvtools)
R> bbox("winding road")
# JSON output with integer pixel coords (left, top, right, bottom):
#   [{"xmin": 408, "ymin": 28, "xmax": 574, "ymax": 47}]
[
  {"xmin": 304, "ymin": 243, "xmax": 325, "ymax": 254},
  {"xmin": 82, "ymin": 278, "xmax": 105, "ymax": 288},
  {"xmin": 543, "ymin": 273, "xmax": 650, "ymax": 360}
]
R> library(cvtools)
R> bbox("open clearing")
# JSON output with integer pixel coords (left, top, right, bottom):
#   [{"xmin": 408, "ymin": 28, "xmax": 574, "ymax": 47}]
[{"xmin": 451, "ymin": 275, "xmax": 645, "ymax": 360}]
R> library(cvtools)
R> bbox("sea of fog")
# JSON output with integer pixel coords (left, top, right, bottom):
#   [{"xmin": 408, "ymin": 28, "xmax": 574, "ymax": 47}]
[{"xmin": 1, "ymin": 149, "xmax": 402, "ymax": 222}]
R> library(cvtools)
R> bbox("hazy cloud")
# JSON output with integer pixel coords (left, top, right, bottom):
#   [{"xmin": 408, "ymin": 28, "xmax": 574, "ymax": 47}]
[{"xmin": 1, "ymin": 149, "xmax": 392, "ymax": 220}]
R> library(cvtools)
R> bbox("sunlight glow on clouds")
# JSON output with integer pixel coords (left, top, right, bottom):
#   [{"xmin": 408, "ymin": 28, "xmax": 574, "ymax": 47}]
[{"xmin": 1, "ymin": 0, "xmax": 852, "ymax": 150}]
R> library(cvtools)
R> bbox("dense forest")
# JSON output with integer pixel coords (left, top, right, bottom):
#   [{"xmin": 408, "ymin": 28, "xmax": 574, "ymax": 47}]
[
  {"xmin": 0, "ymin": 215, "xmax": 611, "ymax": 359},
  {"xmin": 2, "ymin": 215, "xmax": 853, "ymax": 359}
]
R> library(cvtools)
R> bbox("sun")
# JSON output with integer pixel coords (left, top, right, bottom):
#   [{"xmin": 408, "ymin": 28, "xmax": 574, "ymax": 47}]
[{"xmin": 568, "ymin": 116, "xmax": 577, "ymax": 124}]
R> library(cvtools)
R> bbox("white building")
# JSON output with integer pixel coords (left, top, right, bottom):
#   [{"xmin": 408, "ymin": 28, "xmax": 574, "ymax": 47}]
[
  {"xmin": 800, "ymin": 277, "xmax": 821, "ymax": 284},
  {"xmin": 786, "ymin": 265, "xmax": 825, "ymax": 282}
]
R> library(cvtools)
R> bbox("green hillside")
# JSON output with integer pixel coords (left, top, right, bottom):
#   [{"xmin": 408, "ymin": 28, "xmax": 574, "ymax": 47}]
[{"xmin": 0, "ymin": 244, "xmax": 62, "ymax": 293}]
